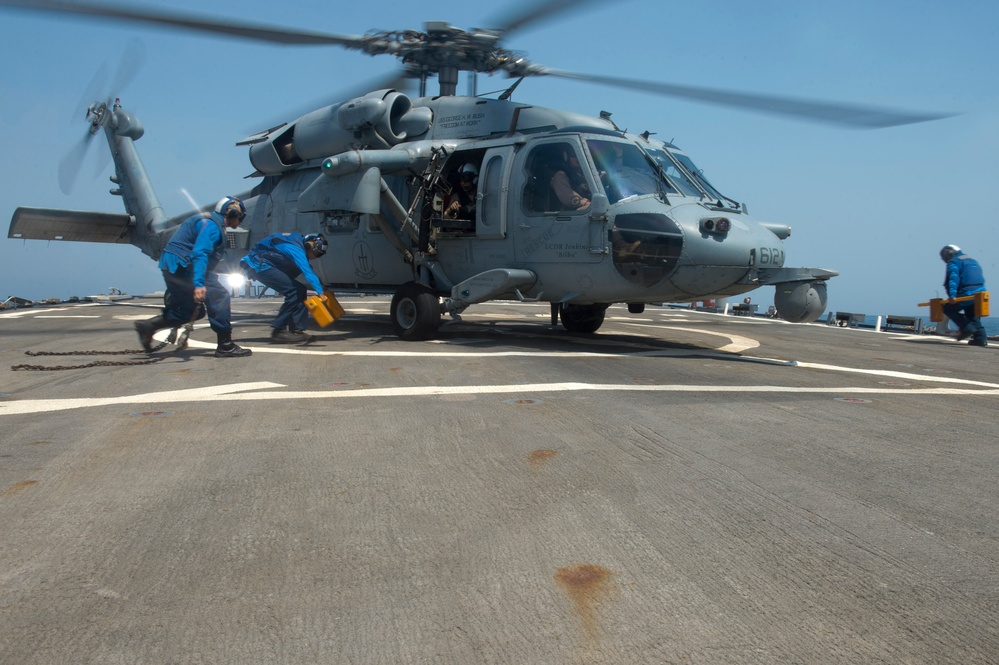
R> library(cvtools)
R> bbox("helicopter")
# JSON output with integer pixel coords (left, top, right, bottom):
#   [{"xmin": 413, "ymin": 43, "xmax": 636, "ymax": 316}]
[{"xmin": 2, "ymin": 0, "xmax": 952, "ymax": 341}]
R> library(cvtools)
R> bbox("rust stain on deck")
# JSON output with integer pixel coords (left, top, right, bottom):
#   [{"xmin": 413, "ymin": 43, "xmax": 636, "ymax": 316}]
[
  {"xmin": 4, "ymin": 480, "xmax": 38, "ymax": 497},
  {"xmin": 555, "ymin": 563, "xmax": 612, "ymax": 644},
  {"xmin": 528, "ymin": 449, "xmax": 558, "ymax": 467}
]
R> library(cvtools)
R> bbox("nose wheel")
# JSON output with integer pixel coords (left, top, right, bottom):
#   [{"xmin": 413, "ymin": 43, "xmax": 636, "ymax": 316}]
[{"xmin": 391, "ymin": 281, "xmax": 442, "ymax": 341}]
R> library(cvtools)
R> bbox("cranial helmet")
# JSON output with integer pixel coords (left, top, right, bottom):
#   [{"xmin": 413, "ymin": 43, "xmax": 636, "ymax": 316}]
[
  {"xmin": 458, "ymin": 162, "xmax": 478, "ymax": 184},
  {"xmin": 940, "ymin": 244, "xmax": 961, "ymax": 262},
  {"xmin": 215, "ymin": 196, "xmax": 246, "ymax": 221},
  {"xmin": 304, "ymin": 233, "xmax": 328, "ymax": 257}
]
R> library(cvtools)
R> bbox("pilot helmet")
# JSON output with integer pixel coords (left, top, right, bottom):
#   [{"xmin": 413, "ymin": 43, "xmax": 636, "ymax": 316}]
[
  {"xmin": 458, "ymin": 163, "xmax": 478, "ymax": 184},
  {"xmin": 940, "ymin": 244, "xmax": 961, "ymax": 262},
  {"xmin": 215, "ymin": 196, "xmax": 246, "ymax": 223},
  {"xmin": 304, "ymin": 233, "xmax": 328, "ymax": 257}
]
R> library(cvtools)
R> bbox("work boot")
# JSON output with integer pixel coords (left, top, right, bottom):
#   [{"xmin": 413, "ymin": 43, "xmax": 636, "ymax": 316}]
[
  {"xmin": 289, "ymin": 329, "xmax": 316, "ymax": 343},
  {"xmin": 215, "ymin": 331, "xmax": 251, "ymax": 357},
  {"xmin": 956, "ymin": 327, "xmax": 973, "ymax": 341},
  {"xmin": 968, "ymin": 338, "xmax": 988, "ymax": 347},
  {"xmin": 134, "ymin": 315, "xmax": 168, "ymax": 353},
  {"xmin": 215, "ymin": 342, "xmax": 252, "ymax": 357},
  {"xmin": 271, "ymin": 329, "xmax": 310, "ymax": 344}
]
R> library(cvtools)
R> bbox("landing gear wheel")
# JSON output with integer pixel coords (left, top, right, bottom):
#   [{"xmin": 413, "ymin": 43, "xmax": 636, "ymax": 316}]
[
  {"xmin": 559, "ymin": 303, "xmax": 607, "ymax": 334},
  {"xmin": 391, "ymin": 282, "xmax": 442, "ymax": 341}
]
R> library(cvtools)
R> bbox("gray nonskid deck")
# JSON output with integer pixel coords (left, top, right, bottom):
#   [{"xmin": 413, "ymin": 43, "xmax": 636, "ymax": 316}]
[{"xmin": 1, "ymin": 298, "xmax": 996, "ymax": 664}]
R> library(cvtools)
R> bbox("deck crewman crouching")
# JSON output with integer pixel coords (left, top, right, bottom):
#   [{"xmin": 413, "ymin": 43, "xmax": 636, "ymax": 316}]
[{"xmin": 240, "ymin": 233, "xmax": 329, "ymax": 344}]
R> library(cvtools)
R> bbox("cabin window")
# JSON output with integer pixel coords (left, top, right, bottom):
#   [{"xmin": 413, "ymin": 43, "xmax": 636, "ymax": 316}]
[{"xmin": 478, "ymin": 152, "xmax": 506, "ymax": 239}]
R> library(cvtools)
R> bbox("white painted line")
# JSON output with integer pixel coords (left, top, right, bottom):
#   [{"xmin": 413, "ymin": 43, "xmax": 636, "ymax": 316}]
[
  {"xmin": 1, "ymin": 305, "xmax": 101, "ymax": 318},
  {"xmin": 35, "ymin": 315, "xmax": 101, "ymax": 319},
  {"xmin": 2, "ymin": 382, "xmax": 997, "ymax": 416},
  {"xmin": 793, "ymin": 361, "xmax": 999, "ymax": 389},
  {"xmin": 114, "ymin": 314, "xmax": 159, "ymax": 321},
  {"xmin": 170, "ymin": 329, "xmax": 995, "ymax": 388},
  {"xmin": 656, "ymin": 325, "xmax": 759, "ymax": 353},
  {"xmin": 178, "ymin": 339, "xmax": 742, "ymax": 358},
  {"xmin": 0, "ymin": 382, "xmax": 282, "ymax": 416}
]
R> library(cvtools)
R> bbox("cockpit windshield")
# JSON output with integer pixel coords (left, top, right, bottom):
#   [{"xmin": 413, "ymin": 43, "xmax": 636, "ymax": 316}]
[
  {"xmin": 643, "ymin": 147, "xmax": 703, "ymax": 198},
  {"xmin": 585, "ymin": 139, "xmax": 674, "ymax": 204},
  {"xmin": 668, "ymin": 150, "xmax": 730, "ymax": 204}
]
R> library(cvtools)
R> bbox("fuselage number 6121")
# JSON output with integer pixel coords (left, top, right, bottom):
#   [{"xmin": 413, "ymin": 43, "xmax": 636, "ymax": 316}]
[{"xmin": 759, "ymin": 247, "xmax": 785, "ymax": 266}]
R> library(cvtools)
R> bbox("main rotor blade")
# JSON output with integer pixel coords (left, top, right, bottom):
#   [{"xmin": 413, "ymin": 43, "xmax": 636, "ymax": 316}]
[
  {"xmin": 487, "ymin": 0, "xmax": 612, "ymax": 37},
  {"xmin": 0, "ymin": 0, "xmax": 367, "ymax": 48},
  {"xmin": 542, "ymin": 68, "xmax": 955, "ymax": 128}
]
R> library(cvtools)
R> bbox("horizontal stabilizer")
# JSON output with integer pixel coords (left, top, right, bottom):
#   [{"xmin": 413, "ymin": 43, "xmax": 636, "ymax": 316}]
[{"xmin": 8, "ymin": 207, "xmax": 133, "ymax": 244}]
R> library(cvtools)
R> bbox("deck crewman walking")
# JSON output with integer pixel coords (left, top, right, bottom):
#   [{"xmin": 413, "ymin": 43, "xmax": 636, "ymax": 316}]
[{"xmin": 940, "ymin": 244, "xmax": 988, "ymax": 347}]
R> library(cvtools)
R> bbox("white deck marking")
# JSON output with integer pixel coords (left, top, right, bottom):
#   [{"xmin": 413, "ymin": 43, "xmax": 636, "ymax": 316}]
[
  {"xmin": 171, "ymin": 328, "xmax": 993, "ymax": 387},
  {"xmin": 794, "ymin": 361, "xmax": 999, "ymax": 388},
  {"xmin": 656, "ymin": 325, "xmax": 759, "ymax": 353},
  {"xmin": 1, "ymin": 305, "xmax": 101, "ymax": 318},
  {"xmin": 0, "ymin": 382, "xmax": 282, "ymax": 416},
  {"xmin": 5, "ymin": 312, "xmax": 994, "ymax": 417},
  {"xmin": 2, "ymin": 382, "xmax": 997, "ymax": 416}
]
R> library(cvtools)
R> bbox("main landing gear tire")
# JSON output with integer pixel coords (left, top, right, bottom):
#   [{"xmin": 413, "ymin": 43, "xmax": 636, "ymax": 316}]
[
  {"xmin": 391, "ymin": 282, "xmax": 442, "ymax": 341},
  {"xmin": 559, "ymin": 303, "xmax": 607, "ymax": 334}
]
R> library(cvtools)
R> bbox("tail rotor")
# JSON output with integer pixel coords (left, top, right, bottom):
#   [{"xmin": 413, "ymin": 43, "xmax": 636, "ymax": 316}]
[{"xmin": 58, "ymin": 38, "xmax": 145, "ymax": 194}]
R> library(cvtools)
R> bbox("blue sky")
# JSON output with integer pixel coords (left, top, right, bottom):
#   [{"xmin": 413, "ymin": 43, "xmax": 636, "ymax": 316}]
[{"xmin": 2, "ymin": 0, "xmax": 997, "ymax": 317}]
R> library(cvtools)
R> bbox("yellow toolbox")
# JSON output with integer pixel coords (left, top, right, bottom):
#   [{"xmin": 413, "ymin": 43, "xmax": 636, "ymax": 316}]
[
  {"xmin": 919, "ymin": 291, "xmax": 989, "ymax": 322},
  {"xmin": 305, "ymin": 292, "xmax": 345, "ymax": 328}
]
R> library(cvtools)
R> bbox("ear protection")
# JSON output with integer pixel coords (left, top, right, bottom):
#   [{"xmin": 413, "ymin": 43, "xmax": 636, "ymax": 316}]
[
  {"xmin": 304, "ymin": 233, "xmax": 328, "ymax": 256},
  {"xmin": 215, "ymin": 196, "xmax": 246, "ymax": 221}
]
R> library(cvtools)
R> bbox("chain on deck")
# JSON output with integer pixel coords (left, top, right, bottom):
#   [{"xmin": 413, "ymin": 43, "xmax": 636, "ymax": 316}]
[{"xmin": 11, "ymin": 326, "xmax": 193, "ymax": 371}]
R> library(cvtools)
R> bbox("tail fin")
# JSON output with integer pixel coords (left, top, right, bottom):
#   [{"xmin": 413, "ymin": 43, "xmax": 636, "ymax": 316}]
[
  {"xmin": 7, "ymin": 99, "xmax": 169, "ymax": 260},
  {"xmin": 102, "ymin": 98, "xmax": 168, "ymax": 258}
]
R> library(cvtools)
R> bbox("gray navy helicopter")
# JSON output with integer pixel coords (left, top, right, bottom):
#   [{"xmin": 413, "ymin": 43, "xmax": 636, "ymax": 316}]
[{"xmin": 3, "ymin": 0, "xmax": 950, "ymax": 340}]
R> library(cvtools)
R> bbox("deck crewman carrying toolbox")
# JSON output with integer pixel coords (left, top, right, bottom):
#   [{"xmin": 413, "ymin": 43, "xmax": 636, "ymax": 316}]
[
  {"xmin": 922, "ymin": 245, "xmax": 989, "ymax": 347},
  {"xmin": 240, "ymin": 232, "xmax": 333, "ymax": 344}
]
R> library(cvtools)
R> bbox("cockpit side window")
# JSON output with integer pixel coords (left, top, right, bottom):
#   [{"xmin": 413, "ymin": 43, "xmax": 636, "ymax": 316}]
[{"xmin": 521, "ymin": 142, "xmax": 593, "ymax": 215}]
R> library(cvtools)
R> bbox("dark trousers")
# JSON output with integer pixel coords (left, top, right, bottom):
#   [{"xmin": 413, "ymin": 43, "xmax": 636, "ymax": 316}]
[
  {"xmin": 162, "ymin": 267, "xmax": 232, "ymax": 335},
  {"xmin": 942, "ymin": 300, "xmax": 986, "ymax": 343},
  {"xmin": 252, "ymin": 268, "xmax": 309, "ymax": 331}
]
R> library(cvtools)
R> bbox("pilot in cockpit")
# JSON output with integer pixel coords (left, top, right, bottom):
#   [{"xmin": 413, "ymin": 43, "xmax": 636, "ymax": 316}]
[{"xmin": 549, "ymin": 149, "xmax": 591, "ymax": 211}]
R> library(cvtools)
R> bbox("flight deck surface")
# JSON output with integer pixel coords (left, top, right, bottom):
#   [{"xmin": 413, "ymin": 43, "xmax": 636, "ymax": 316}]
[{"xmin": 1, "ymin": 297, "xmax": 997, "ymax": 663}]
